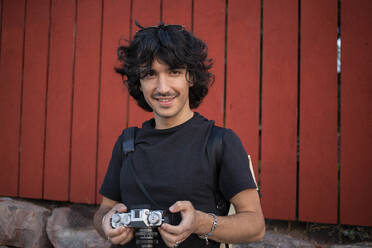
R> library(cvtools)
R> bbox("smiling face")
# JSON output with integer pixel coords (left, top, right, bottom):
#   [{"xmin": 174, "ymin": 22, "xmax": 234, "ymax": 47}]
[{"xmin": 139, "ymin": 59, "xmax": 194, "ymax": 129}]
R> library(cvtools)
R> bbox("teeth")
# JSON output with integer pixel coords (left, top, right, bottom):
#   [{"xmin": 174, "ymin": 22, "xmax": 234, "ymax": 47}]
[{"xmin": 158, "ymin": 98, "xmax": 172, "ymax": 102}]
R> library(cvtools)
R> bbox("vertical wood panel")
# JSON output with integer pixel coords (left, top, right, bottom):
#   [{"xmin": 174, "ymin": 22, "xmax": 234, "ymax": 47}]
[
  {"xmin": 193, "ymin": 0, "xmax": 225, "ymax": 126},
  {"xmin": 127, "ymin": 0, "xmax": 161, "ymax": 127},
  {"xmin": 299, "ymin": 0, "xmax": 338, "ymax": 224},
  {"xmin": 43, "ymin": 0, "xmax": 76, "ymax": 201},
  {"xmin": 340, "ymin": 0, "xmax": 372, "ymax": 226},
  {"xmin": 162, "ymin": 0, "xmax": 192, "ymax": 30},
  {"xmin": 225, "ymin": 0, "xmax": 260, "ymax": 175},
  {"xmin": 19, "ymin": 0, "xmax": 50, "ymax": 199},
  {"xmin": 96, "ymin": 0, "xmax": 130, "ymax": 203},
  {"xmin": 0, "ymin": 0, "xmax": 25, "ymax": 196},
  {"xmin": 260, "ymin": 0, "xmax": 298, "ymax": 220},
  {"xmin": 70, "ymin": 0, "xmax": 101, "ymax": 204},
  {"xmin": 0, "ymin": 0, "xmax": 2, "ymax": 49}
]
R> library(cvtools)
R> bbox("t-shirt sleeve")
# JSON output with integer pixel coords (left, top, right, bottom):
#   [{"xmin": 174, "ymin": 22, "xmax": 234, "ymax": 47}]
[
  {"xmin": 99, "ymin": 135, "xmax": 123, "ymax": 202},
  {"xmin": 219, "ymin": 129, "xmax": 257, "ymax": 201}
]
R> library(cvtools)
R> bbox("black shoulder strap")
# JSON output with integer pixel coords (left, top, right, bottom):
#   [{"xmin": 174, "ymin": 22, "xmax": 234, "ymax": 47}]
[
  {"xmin": 122, "ymin": 127, "xmax": 136, "ymax": 156},
  {"xmin": 207, "ymin": 126, "xmax": 225, "ymax": 172},
  {"xmin": 121, "ymin": 127, "xmax": 161, "ymax": 209},
  {"xmin": 207, "ymin": 125, "xmax": 229, "ymax": 248},
  {"xmin": 207, "ymin": 125, "xmax": 230, "ymax": 216}
]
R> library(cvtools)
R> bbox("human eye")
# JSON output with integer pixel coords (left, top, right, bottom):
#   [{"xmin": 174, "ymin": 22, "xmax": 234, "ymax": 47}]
[
  {"xmin": 141, "ymin": 70, "xmax": 157, "ymax": 79},
  {"xmin": 169, "ymin": 69, "xmax": 182, "ymax": 76}
]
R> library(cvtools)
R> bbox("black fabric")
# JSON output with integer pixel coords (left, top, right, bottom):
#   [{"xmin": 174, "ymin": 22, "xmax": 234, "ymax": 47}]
[
  {"xmin": 207, "ymin": 126, "xmax": 230, "ymax": 217},
  {"xmin": 99, "ymin": 113, "xmax": 257, "ymax": 248}
]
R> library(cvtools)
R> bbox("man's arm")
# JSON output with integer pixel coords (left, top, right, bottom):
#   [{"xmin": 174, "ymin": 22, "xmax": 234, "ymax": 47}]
[
  {"xmin": 159, "ymin": 188, "xmax": 265, "ymax": 246},
  {"xmin": 94, "ymin": 196, "xmax": 117, "ymax": 238},
  {"xmin": 198, "ymin": 188, "xmax": 265, "ymax": 243}
]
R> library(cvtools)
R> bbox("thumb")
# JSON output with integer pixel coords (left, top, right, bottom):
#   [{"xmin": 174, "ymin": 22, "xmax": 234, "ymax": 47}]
[
  {"xmin": 169, "ymin": 201, "xmax": 190, "ymax": 213},
  {"xmin": 113, "ymin": 203, "xmax": 128, "ymax": 213}
]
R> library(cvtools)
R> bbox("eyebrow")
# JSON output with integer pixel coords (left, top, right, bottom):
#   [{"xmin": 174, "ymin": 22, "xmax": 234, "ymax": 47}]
[{"xmin": 168, "ymin": 65, "xmax": 186, "ymax": 70}]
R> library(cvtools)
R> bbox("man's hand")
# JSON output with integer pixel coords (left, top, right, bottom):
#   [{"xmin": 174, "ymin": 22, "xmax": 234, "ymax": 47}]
[
  {"xmin": 102, "ymin": 203, "xmax": 134, "ymax": 245},
  {"xmin": 158, "ymin": 201, "xmax": 198, "ymax": 247}
]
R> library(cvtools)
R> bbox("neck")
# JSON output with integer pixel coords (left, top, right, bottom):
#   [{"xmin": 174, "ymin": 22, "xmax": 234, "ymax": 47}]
[{"xmin": 154, "ymin": 111, "xmax": 194, "ymax": 129}]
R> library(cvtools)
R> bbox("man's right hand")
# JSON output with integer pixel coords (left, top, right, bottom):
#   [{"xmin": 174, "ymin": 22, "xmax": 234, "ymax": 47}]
[{"xmin": 101, "ymin": 202, "xmax": 134, "ymax": 245}]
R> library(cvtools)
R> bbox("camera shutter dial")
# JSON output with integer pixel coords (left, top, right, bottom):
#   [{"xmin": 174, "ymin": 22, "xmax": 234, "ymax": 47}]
[
  {"xmin": 123, "ymin": 213, "xmax": 131, "ymax": 225},
  {"xmin": 147, "ymin": 212, "xmax": 162, "ymax": 225}
]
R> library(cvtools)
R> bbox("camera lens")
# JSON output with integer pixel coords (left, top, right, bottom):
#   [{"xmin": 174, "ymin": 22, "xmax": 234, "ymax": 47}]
[{"xmin": 135, "ymin": 227, "xmax": 159, "ymax": 248}]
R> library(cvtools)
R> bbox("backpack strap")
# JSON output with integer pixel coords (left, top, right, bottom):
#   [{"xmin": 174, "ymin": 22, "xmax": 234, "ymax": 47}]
[
  {"xmin": 207, "ymin": 126, "xmax": 230, "ymax": 248},
  {"xmin": 206, "ymin": 125, "xmax": 230, "ymax": 216},
  {"xmin": 121, "ymin": 127, "xmax": 161, "ymax": 209},
  {"xmin": 121, "ymin": 127, "xmax": 136, "ymax": 156}
]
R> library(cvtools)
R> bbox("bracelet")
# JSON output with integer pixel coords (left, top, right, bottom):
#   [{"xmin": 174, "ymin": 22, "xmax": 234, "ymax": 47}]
[{"xmin": 198, "ymin": 213, "xmax": 218, "ymax": 245}]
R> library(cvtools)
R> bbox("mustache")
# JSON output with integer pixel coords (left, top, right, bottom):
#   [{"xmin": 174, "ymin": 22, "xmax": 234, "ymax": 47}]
[{"xmin": 152, "ymin": 92, "xmax": 178, "ymax": 98}]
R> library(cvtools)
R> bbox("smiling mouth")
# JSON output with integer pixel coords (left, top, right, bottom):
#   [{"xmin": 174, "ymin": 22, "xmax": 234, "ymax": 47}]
[{"xmin": 154, "ymin": 96, "xmax": 176, "ymax": 106}]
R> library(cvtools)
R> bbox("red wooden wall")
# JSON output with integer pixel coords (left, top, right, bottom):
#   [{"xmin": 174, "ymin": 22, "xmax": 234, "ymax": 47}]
[{"xmin": 0, "ymin": 0, "xmax": 371, "ymax": 227}]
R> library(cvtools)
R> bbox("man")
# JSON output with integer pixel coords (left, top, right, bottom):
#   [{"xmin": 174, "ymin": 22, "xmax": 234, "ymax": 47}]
[{"xmin": 94, "ymin": 23, "xmax": 265, "ymax": 248}]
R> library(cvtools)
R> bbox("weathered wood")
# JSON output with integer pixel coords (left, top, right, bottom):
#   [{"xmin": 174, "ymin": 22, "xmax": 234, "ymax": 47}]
[
  {"xmin": 340, "ymin": 0, "xmax": 372, "ymax": 226},
  {"xmin": 96, "ymin": 0, "xmax": 131, "ymax": 204},
  {"xmin": 0, "ymin": 0, "xmax": 26, "ymax": 197},
  {"xmin": 162, "ymin": 0, "xmax": 192, "ymax": 30},
  {"xmin": 19, "ymin": 0, "xmax": 50, "ymax": 199},
  {"xmin": 260, "ymin": 0, "xmax": 298, "ymax": 221},
  {"xmin": 43, "ymin": 0, "xmax": 76, "ymax": 201},
  {"xmin": 70, "ymin": 0, "xmax": 102, "ymax": 204},
  {"xmin": 193, "ymin": 0, "xmax": 225, "ymax": 126},
  {"xmin": 299, "ymin": 0, "xmax": 338, "ymax": 224},
  {"xmin": 225, "ymin": 0, "xmax": 260, "ymax": 176}
]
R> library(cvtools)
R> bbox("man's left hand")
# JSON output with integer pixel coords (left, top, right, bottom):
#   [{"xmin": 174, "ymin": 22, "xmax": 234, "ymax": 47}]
[{"xmin": 158, "ymin": 201, "xmax": 198, "ymax": 247}]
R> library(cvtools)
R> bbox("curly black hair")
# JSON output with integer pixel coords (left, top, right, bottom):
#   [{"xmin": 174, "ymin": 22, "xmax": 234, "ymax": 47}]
[{"xmin": 115, "ymin": 22, "xmax": 214, "ymax": 112}]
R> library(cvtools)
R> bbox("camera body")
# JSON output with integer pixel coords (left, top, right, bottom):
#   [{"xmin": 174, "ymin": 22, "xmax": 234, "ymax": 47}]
[{"xmin": 111, "ymin": 208, "xmax": 168, "ymax": 229}]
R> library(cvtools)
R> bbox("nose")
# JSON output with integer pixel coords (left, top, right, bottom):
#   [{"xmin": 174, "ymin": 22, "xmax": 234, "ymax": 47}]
[{"xmin": 156, "ymin": 74, "xmax": 170, "ymax": 94}]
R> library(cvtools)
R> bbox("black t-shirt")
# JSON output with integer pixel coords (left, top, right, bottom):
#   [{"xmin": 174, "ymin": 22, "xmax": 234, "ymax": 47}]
[{"xmin": 100, "ymin": 113, "xmax": 257, "ymax": 248}]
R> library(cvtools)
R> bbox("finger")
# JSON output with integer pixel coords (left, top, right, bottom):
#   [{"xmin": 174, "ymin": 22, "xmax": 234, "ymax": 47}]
[
  {"xmin": 119, "ymin": 228, "xmax": 134, "ymax": 245},
  {"xmin": 109, "ymin": 227, "xmax": 132, "ymax": 245},
  {"xmin": 107, "ymin": 226, "xmax": 126, "ymax": 238},
  {"xmin": 159, "ymin": 226, "xmax": 189, "ymax": 244},
  {"xmin": 158, "ymin": 227, "xmax": 177, "ymax": 247},
  {"xmin": 112, "ymin": 203, "xmax": 128, "ymax": 213},
  {"xmin": 160, "ymin": 223, "xmax": 183, "ymax": 235},
  {"xmin": 169, "ymin": 201, "xmax": 192, "ymax": 213}
]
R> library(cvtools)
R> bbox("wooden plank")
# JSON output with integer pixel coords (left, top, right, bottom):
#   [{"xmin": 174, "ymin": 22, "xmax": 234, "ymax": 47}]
[
  {"xmin": 0, "ymin": 0, "xmax": 25, "ymax": 196},
  {"xmin": 193, "ymin": 0, "xmax": 225, "ymax": 126},
  {"xmin": 0, "ymin": 0, "xmax": 2, "ymax": 48},
  {"xmin": 127, "ymin": 0, "xmax": 161, "ymax": 127},
  {"xmin": 225, "ymin": 0, "xmax": 260, "ymax": 176},
  {"xmin": 260, "ymin": 0, "xmax": 298, "ymax": 220},
  {"xmin": 162, "ymin": 0, "xmax": 192, "ymax": 30},
  {"xmin": 43, "ymin": 0, "xmax": 76, "ymax": 201},
  {"xmin": 340, "ymin": 0, "xmax": 372, "ymax": 226},
  {"xmin": 96, "ymin": 0, "xmax": 130, "ymax": 203},
  {"xmin": 299, "ymin": 0, "xmax": 338, "ymax": 224},
  {"xmin": 19, "ymin": 0, "xmax": 50, "ymax": 199},
  {"xmin": 69, "ymin": 0, "xmax": 101, "ymax": 204}
]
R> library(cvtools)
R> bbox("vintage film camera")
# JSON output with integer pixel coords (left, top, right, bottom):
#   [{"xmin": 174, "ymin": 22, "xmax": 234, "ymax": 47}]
[
  {"xmin": 111, "ymin": 208, "xmax": 168, "ymax": 228},
  {"xmin": 111, "ymin": 208, "xmax": 170, "ymax": 248}
]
